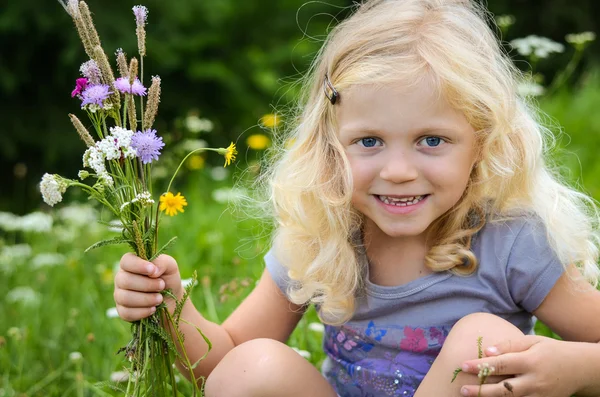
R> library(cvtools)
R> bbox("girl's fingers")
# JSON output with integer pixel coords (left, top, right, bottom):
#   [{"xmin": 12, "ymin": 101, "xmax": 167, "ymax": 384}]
[
  {"xmin": 114, "ymin": 271, "xmax": 165, "ymax": 292},
  {"xmin": 120, "ymin": 252, "xmax": 157, "ymax": 276},
  {"xmin": 116, "ymin": 304, "xmax": 157, "ymax": 322},
  {"xmin": 461, "ymin": 378, "xmax": 526, "ymax": 397},
  {"xmin": 113, "ymin": 289, "xmax": 163, "ymax": 308}
]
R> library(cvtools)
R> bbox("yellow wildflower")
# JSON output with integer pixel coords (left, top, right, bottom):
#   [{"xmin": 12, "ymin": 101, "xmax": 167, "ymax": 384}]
[
  {"xmin": 159, "ymin": 192, "xmax": 188, "ymax": 216},
  {"xmin": 246, "ymin": 134, "xmax": 271, "ymax": 150},
  {"xmin": 260, "ymin": 113, "xmax": 280, "ymax": 129},
  {"xmin": 187, "ymin": 154, "xmax": 205, "ymax": 170},
  {"xmin": 223, "ymin": 142, "xmax": 237, "ymax": 167}
]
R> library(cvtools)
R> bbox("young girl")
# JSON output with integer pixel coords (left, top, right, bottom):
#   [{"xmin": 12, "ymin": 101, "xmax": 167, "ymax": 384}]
[{"xmin": 114, "ymin": 0, "xmax": 600, "ymax": 396}]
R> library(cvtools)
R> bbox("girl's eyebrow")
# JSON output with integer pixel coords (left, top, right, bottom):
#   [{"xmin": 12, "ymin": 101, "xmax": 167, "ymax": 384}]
[{"xmin": 340, "ymin": 124, "xmax": 462, "ymax": 136}]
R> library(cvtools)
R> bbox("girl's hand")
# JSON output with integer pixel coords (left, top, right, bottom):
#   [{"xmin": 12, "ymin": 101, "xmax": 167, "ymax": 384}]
[
  {"xmin": 114, "ymin": 253, "xmax": 183, "ymax": 322},
  {"xmin": 459, "ymin": 335, "xmax": 583, "ymax": 397}
]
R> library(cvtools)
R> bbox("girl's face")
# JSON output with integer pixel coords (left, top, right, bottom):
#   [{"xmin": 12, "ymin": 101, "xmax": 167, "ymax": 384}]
[{"xmin": 336, "ymin": 79, "xmax": 477, "ymax": 240}]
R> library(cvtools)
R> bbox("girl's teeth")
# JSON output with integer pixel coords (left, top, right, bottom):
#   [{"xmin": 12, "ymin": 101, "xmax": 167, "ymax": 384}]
[{"xmin": 378, "ymin": 195, "xmax": 425, "ymax": 206}]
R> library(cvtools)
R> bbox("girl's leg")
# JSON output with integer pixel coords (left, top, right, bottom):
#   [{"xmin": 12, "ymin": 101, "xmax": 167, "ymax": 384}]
[
  {"xmin": 204, "ymin": 338, "xmax": 338, "ymax": 397},
  {"xmin": 414, "ymin": 312, "xmax": 524, "ymax": 397}
]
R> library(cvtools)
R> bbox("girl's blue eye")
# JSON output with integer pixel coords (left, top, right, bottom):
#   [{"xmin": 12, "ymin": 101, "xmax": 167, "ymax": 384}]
[
  {"xmin": 420, "ymin": 136, "xmax": 445, "ymax": 147},
  {"xmin": 358, "ymin": 137, "xmax": 381, "ymax": 148}
]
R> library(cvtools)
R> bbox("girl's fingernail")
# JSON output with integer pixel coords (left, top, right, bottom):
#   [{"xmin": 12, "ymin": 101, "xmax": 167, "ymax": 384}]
[
  {"xmin": 146, "ymin": 264, "xmax": 155, "ymax": 274},
  {"xmin": 462, "ymin": 364, "xmax": 470, "ymax": 372},
  {"xmin": 486, "ymin": 346, "xmax": 498, "ymax": 355},
  {"xmin": 461, "ymin": 387, "xmax": 469, "ymax": 396}
]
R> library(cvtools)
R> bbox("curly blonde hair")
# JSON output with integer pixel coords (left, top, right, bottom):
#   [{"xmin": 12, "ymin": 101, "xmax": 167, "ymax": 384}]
[{"xmin": 260, "ymin": 0, "xmax": 600, "ymax": 325}]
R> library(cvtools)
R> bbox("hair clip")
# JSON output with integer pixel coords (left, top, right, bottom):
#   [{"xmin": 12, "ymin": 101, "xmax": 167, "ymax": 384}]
[{"xmin": 323, "ymin": 73, "xmax": 339, "ymax": 105}]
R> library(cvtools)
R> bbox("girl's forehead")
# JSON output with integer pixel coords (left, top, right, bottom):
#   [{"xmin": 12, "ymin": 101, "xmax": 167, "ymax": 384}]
[{"xmin": 336, "ymin": 79, "xmax": 469, "ymax": 132}]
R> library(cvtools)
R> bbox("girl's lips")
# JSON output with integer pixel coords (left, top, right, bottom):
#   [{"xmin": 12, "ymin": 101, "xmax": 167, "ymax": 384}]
[{"xmin": 374, "ymin": 194, "xmax": 429, "ymax": 214}]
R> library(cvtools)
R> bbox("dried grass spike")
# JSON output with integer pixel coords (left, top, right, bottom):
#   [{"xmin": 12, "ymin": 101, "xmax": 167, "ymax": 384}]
[
  {"xmin": 128, "ymin": 95, "xmax": 137, "ymax": 131},
  {"xmin": 143, "ymin": 76, "xmax": 161, "ymax": 130},
  {"xmin": 78, "ymin": 1, "xmax": 101, "ymax": 49},
  {"xmin": 128, "ymin": 58, "xmax": 139, "ymax": 85},
  {"xmin": 93, "ymin": 45, "xmax": 120, "ymax": 109},
  {"xmin": 69, "ymin": 113, "xmax": 95, "ymax": 147},
  {"xmin": 116, "ymin": 48, "xmax": 129, "ymax": 78}
]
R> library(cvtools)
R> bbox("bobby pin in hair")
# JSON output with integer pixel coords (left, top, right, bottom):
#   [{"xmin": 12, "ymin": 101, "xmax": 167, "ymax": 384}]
[{"xmin": 324, "ymin": 73, "xmax": 339, "ymax": 105}]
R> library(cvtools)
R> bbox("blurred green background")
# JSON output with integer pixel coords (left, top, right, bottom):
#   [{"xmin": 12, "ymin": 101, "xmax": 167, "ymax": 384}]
[
  {"xmin": 2, "ymin": 0, "xmax": 600, "ymax": 214},
  {"xmin": 2, "ymin": 0, "xmax": 600, "ymax": 395}
]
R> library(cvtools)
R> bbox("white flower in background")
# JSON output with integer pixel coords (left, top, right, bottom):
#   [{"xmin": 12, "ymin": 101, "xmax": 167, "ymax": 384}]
[
  {"xmin": 211, "ymin": 187, "xmax": 247, "ymax": 204},
  {"xmin": 40, "ymin": 173, "xmax": 68, "ymax": 206},
  {"xmin": 517, "ymin": 80, "xmax": 545, "ymax": 97},
  {"xmin": 510, "ymin": 35, "xmax": 564, "ymax": 58},
  {"xmin": 106, "ymin": 307, "xmax": 119, "ymax": 318},
  {"xmin": 308, "ymin": 322, "xmax": 325, "ymax": 333},
  {"xmin": 0, "ymin": 211, "xmax": 52, "ymax": 232},
  {"xmin": 185, "ymin": 115, "xmax": 214, "ymax": 134},
  {"xmin": 210, "ymin": 167, "xmax": 229, "ymax": 181},
  {"xmin": 495, "ymin": 14, "xmax": 515, "ymax": 30},
  {"xmin": 179, "ymin": 139, "xmax": 208, "ymax": 153},
  {"xmin": 110, "ymin": 371, "xmax": 129, "ymax": 383},
  {"xmin": 19, "ymin": 212, "xmax": 53, "ymax": 232},
  {"xmin": 108, "ymin": 219, "xmax": 124, "ymax": 233},
  {"xmin": 6, "ymin": 286, "xmax": 41, "ymax": 306},
  {"xmin": 58, "ymin": 204, "xmax": 97, "ymax": 226},
  {"xmin": 0, "ymin": 212, "xmax": 20, "ymax": 231},
  {"xmin": 32, "ymin": 253, "xmax": 66, "ymax": 268},
  {"xmin": 291, "ymin": 347, "xmax": 311, "ymax": 359},
  {"xmin": 1, "ymin": 244, "xmax": 32, "ymax": 261},
  {"xmin": 69, "ymin": 351, "xmax": 83, "ymax": 362},
  {"xmin": 181, "ymin": 278, "xmax": 196, "ymax": 288},
  {"xmin": 566, "ymin": 31, "xmax": 596, "ymax": 49}
]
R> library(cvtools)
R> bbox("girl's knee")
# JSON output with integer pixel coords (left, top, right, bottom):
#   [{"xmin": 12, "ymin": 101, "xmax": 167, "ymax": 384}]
[
  {"xmin": 448, "ymin": 313, "xmax": 523, "ymax": 345},
  {"xmin": 439, "ymin": 313, "xmax": 523, "ymax": 369},
  {"xmin": 204, "ymin": 338, "xmax": 306, "ymax": 397}
]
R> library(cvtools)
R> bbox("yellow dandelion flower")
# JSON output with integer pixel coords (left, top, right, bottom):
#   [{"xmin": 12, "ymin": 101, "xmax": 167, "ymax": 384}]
[
  {"xmin": 223, "ymin": 142, "xmax": 237, "ymax": 167},
  {"xmin": 260, "ymin": 113, "xmax": 280, "ymax": 129},
  {"xmin": 159, "ymin": 192, "xmax": 188, "ymax": 216},
  {"xmin": 246, "ymin": 134, "xmax": 271, "ymax": 150}
]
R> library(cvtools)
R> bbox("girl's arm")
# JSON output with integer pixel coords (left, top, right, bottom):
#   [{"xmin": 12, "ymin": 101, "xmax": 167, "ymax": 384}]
[{"xmin": 175, "ymin": 269, "xmax": 305, "ymax": 380}]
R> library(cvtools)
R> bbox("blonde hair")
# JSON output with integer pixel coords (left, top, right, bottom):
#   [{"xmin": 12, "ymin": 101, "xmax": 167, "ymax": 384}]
[{"xmin": 260, "ymin": 0, "xmax": 600, "ymax": 324}]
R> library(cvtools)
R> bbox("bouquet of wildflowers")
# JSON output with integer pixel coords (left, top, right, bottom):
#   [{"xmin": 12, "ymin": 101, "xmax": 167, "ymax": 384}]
[{"xmin": 41, "ymin": 1, "xmax": 237, "ymax": 394}]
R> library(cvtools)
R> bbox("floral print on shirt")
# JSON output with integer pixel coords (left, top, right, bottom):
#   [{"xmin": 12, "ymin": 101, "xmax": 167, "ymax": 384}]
[{"xmin": 323, "ymin": 322, "xmax": 451, "ymax": 397}]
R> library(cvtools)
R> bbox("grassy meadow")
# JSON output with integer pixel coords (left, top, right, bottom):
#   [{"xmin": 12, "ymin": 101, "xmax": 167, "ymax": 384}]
[{"xmin": 2, "ymin": 69, "xmax": 600, "ymax": 396}]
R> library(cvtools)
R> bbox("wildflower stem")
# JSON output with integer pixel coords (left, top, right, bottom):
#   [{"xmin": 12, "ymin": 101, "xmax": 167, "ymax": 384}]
[
  {"xmin": 165, "ymin": 148, "xmax": 219, "ymax": 194},
  {"xmin": 547, "ymin": 48, "xmax": 584, "ymax": 96}
]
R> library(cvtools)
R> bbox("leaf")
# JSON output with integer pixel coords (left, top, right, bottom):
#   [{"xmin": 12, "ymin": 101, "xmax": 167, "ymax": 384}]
[
  {"xmin": 84, "ymin": 236, "xmax": 133, "ymax": 252},
  {"xmin": 148, "ymin": 236, "xmax": 177, "ymax": 261},
  {"xmin": 451, "ymin": 367, "xmax": 462, "ymax": 383}
]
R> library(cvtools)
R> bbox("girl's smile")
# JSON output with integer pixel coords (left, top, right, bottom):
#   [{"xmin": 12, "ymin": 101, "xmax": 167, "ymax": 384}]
[{"xmin": 374, "ymin": 194, "xmax": 429, "ymax": 214}]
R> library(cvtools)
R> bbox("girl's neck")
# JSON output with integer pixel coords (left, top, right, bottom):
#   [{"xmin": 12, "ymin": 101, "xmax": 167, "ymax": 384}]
[{"xmin": 362, "ymin": 221, "xmax": 433, "ymax": 287}]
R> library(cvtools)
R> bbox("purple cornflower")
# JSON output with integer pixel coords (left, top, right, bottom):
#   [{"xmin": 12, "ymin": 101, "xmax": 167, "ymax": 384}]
[
  {"xmin": 80, "ymin": 84, "xmax": 112, "ymax": 108},
  {"xmin": 71, "ymin": 78, "xmax": 88, "ymax": 98},
  {"xmin": 131, "ymin": 129, "xmax": 164, "ymax": 164},
  {"xmin": 79, "ymin": 60, "xmax": 102, "ymax": 85},
  {"xmin": 132, "ymin": 5, "xmax": 148, "ymax": 27},
  {"xmin": 114, "ymin": 77, "xmax": 147, "ymax": 96}
]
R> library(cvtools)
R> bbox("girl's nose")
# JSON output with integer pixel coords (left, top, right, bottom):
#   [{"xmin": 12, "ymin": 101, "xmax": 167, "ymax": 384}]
[{"xmin": 379, "ymin": 153, "xmax": 419, "ymax": 183}]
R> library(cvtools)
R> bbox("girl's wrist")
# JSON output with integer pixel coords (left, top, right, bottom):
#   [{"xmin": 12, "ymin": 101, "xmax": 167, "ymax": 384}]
[{"xmin": 571, "ymin": 341, "xmax": 600, "ymax": 396}]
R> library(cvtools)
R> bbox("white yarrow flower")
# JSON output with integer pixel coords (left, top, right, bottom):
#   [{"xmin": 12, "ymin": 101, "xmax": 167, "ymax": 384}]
[
  {"xmin": 510, "ymin": 35, "xmax": 564, "ymax": 58},
  {"xmin": 308, "ymin": 322, "xmax": 325, "ymax": 333},
  {"xmin": 106, "ymin": 307, "xmax": 119, "ymax": 318},
  {"xmin": 69, "ymin": 351, "xmax": 83, "ymax": 362},
  {"xmin": 291, "ymin": 347, "xmax": 311, "ymax": 359},
  {"xmin": 40, "ymin": 173, "xmax": 68, "ymax": 207}
]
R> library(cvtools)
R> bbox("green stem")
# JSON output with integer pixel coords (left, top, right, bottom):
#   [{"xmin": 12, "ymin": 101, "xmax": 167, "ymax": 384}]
[
  {"xmin": 165, "ymin": 148, "xmax": 220, "ymax": 194},
  {"xmin": 547, "ymin": 49, "xmax": 584, "ymax": 96}
]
